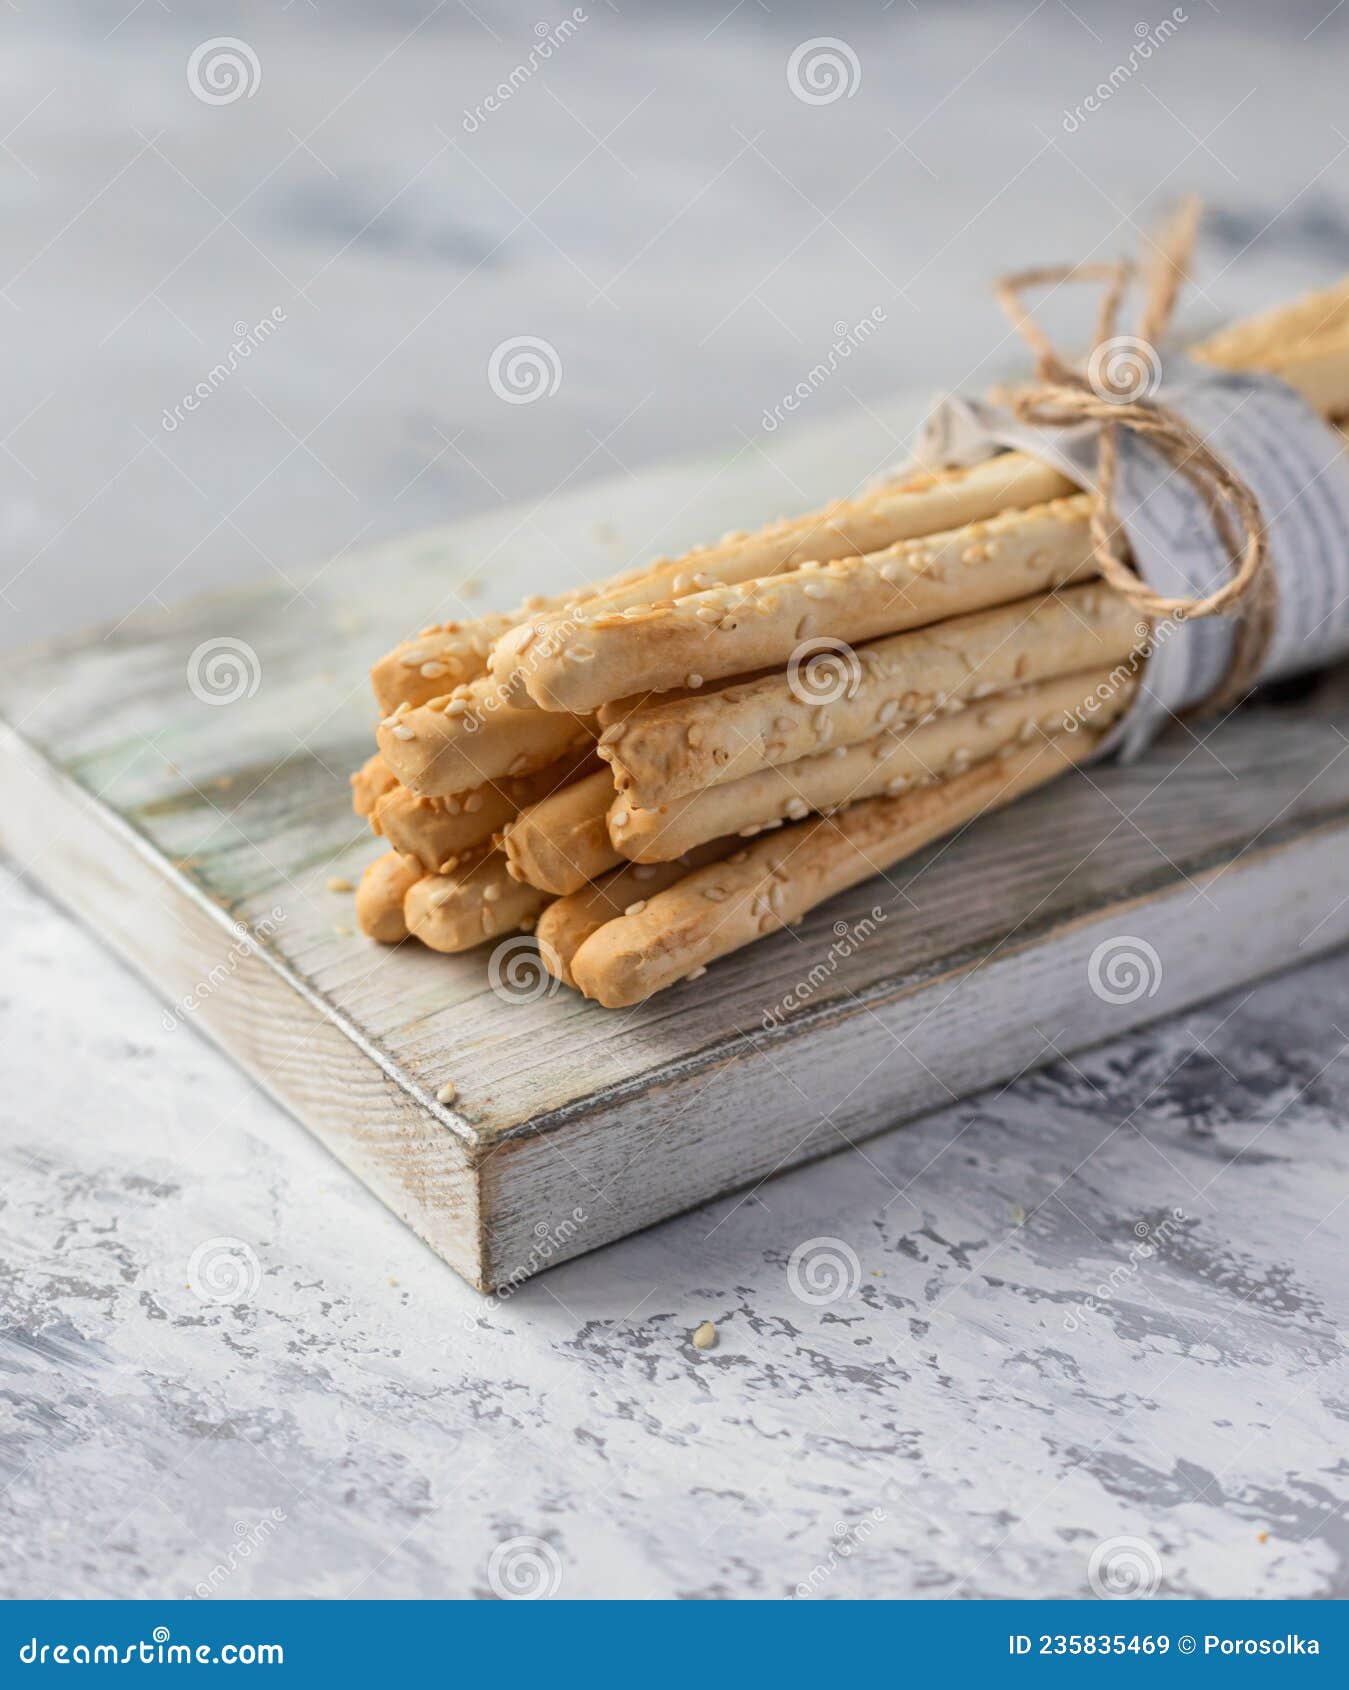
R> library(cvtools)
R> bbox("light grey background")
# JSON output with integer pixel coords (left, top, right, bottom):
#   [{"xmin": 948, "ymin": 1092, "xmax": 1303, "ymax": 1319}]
[{"xmin": 3, "ymin": 0, "xmax": 1349, "ymax": 1601}]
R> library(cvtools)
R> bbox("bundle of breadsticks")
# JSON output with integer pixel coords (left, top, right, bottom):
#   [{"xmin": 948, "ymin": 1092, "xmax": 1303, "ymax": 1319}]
[{"xmin": 350, "ymin": 274, "xmax": 1349, "ymax": 1008}]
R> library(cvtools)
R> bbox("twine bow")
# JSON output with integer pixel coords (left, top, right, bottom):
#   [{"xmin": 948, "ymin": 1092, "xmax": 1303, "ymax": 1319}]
[{"xmin": 993, "ymin": 197, "xmax": 1276, "ymax": 711}]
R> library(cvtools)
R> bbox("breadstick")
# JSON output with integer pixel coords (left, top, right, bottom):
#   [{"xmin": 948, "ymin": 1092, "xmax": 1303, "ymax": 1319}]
[
  {"xmin": 601, "ymin": 583, "xmax": 1143, "ymax": 803},
  {"xmin": 571, "ymin": 731, "xmax": 1097, "ymax": 1006},
  {"xmin": 370, "ymin": 615, "xmax": 516, "ymax": 714},
  {"xmin": 404, "ymin": 848, "xmax": 552, "ymax": 953},
  {"xmin": 355, "ymin": 850, "xmax": 423, "ymax": 944},
  {"xmin": 488, "ymin": 453, "xmax": 1075, "ymax": 697},
  {"xmin": 499, "ymin": 770, "xmax": 623, "ymax": 896},
  {"xmin": 594, "ymin": 669, "xmax": 766, "ymax": 729},
  {"xmin": 536, "ymin": 839, "xmax": 738, "ymax": 988},
  {"xmin": 1191, "ymin": 276, "xmax": 1349, "ymax": 418},
  {"xmin": 610, "ymin": 667, "xmax": 1131, "ymax": 862},
  {"xmin": 377, "ymin": 675, "xmax": 595, "ymax": 796},
  {"xmin": 351, "ymin": 752, "xmax": 399, "ymax": 819},
  {"xmin": 514, "ymin": 494, "xmax": 1097, "ymax": 713},
  {"xmin": 373, "ymin": 747, "xmax": 597, "ymax": 871}
]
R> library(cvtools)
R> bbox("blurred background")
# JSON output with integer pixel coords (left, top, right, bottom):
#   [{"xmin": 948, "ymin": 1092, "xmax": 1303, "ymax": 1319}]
[{"xmin": 4, "ymin": 0, "xmax": 1346, "ymax": 646}]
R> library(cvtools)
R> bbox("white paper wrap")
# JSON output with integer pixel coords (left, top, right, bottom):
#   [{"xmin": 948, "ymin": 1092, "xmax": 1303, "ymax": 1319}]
[{"xmin": 920, "ymin": 366, "xmax": 1349, "ymax": 758}]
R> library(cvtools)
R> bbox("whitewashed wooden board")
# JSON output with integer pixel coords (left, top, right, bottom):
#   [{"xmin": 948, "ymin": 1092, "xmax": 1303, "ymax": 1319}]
[{"xmin": 5, "ymin": 395, "xmax": 1349, "ymax": 1291}]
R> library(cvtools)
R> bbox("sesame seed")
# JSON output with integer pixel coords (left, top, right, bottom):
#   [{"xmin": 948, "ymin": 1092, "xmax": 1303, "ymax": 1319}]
[
  {"xmin": 686, "ymin": 673, "xmax": 703, "ymax": 688},
  {"xmin": 686, "ymin": 966, "xmax": 707, "ymax": 982},
  {"xmin": 483, "ymin": 883, "xmax": 501, "ymax": 901},
  {"xmin": 464, "ymin": 793, "xmax": 483, "ymax": 813},
  {"xmin": 703, "ymin": 886, "xmax": 728, "ymax": 902},
  {"xmin": 802, "ymin": 583, "xmax": 829, "ymax": 600},
  {"xmin": 599, "ymin": 722, "xmax": 626, "ymax": 745},
  {"xmin": 624, "ymin": 899, "xmax": 647, "ymax": 917},
  {"xmin": 391, "ymin": 725, "xmax": 415, "ymax": 741},
  {"xmin": 611, "ymin": 807, "xmax": 629, "ymax": 828},
  {"xmin": 420, "ymin": 662, "xmax": 447, "ymax": 679},
  {"xmin": 326, "ymin": 876, "xmax": 353, "ymax": 893}
]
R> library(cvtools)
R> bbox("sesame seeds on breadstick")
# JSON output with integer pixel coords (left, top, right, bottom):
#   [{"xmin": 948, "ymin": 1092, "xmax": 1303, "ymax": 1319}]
[
  {"xmin": 377, "ymin": 675, "xmax": 596, "ymax": 797},
  {"xmin": 607, "ymin": 667, "xmax": 1135, "ymax": 863},
  {"xmin": 404, "ymin": 848, "xmax": 552, "ymax": 953},
  {"xmin": 535, "ymin": 839, "xmax": 739, "ymax": 989},
  {"xmin": 373, "ymin": 746, "xmax": 599, "ymax": 872},
  {"xmin": 601, "ymin": 583, "xmax": 1144, "ymax": 805},
  {"xmin": 512, "ymin": 494, "xmax": 1098, "ymax": 713}
]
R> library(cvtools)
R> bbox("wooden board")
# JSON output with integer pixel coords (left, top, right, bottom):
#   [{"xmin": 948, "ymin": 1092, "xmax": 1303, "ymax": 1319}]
[{"xmin": 5, "ymin": 394, "xmax": 1349, "ymax": 1291}]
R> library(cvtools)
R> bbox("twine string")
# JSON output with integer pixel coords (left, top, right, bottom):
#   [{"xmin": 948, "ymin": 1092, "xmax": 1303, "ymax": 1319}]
[{"xmin": 992, "ymin": 198, "xmax": 1276, "ymax": 710}]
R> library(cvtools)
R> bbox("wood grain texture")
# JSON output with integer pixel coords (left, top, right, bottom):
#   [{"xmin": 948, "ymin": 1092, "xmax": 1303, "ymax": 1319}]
[{"xmin": 5, "ymin": 402, "xmax": 1349, "ymax": 1289}]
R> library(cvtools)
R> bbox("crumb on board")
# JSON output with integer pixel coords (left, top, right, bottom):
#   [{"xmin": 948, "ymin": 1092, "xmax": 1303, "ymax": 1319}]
[
  {"xmin": 436, "ymin": 1081, "xmax": 458, "ymax": 1105},
  {"xmin": 691, "ymin": 1320, "xmax": 717, "ymax": 1350},
  {"xmin": 326, "ymin": 875, "xmax": 355, "ymax": 893}
]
